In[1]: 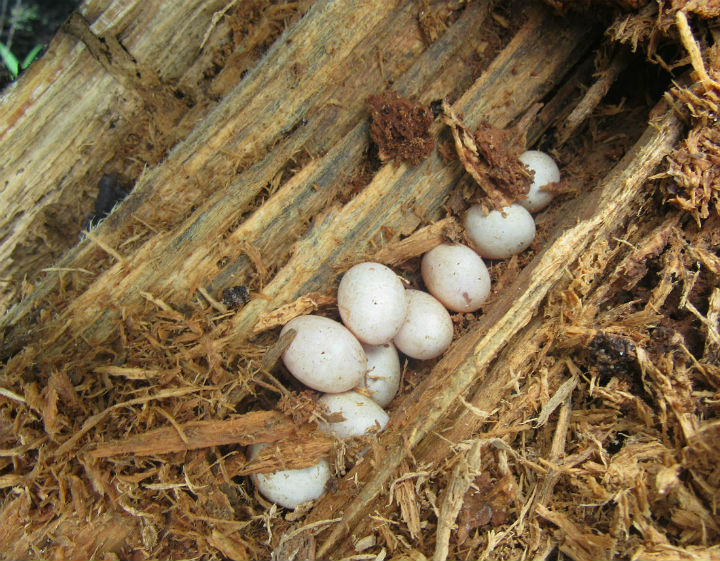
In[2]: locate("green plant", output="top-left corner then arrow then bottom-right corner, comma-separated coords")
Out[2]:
0,42 -> 42,77
0,0 -> 41,80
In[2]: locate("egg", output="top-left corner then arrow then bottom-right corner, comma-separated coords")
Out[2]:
421,243 -> 491,312
518,150 -> 560,212
337,262 -> 408,345
464,203 -> 536,259
281,315 -> 366,393
248,443 -> 330,509
318,391 -> 390,439
393,289 -> 454,360
361,342 -> 401,407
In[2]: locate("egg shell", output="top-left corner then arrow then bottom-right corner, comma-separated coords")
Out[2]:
421,243 -> 491,312
248,443 -> 330,509
361,342 -> 401,407
518,150 -> 560,212
393,289 -> 454,360
281,315 -> 366,393
318,391 -> 390,439
337,262 -> 408,345
464,203 -> 536,259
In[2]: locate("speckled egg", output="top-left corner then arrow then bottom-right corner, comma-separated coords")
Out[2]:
393,289 -> 454,360
421,243 -> 491,312
318,391 -> 390,439
464,203 -> 536,259
280,315 -> 366,393
337,262 -> 408,345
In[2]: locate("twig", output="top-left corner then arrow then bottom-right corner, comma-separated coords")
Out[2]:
557,49 -> 630,144
90,409 -> 293,458
0,386 -> 25,403
83,229 -> 125,263
200,0 -> 238,50
197,286 -> 228,313
533,393 -> 574,511
676,11 -> 712,90
433,440 -> 483,561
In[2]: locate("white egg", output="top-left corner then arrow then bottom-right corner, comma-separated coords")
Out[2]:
281,315 -> 366,393
318,391 -> 390,439
518,150 -> 560,212
248,443 -> 331,509
361,342 -> 401,407
421,243 -> 491,312
464,203 -> 536,259
337,262 -> 408,345
393,289 -> 454,360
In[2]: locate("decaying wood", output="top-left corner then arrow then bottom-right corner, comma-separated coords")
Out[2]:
63,13 -> 187,139
556,49 -> 631,144
90,410 -> 297,458
368,217 -> 460,267
433,440 -> 483,561
254,293 -> 335,334
442,101 -> 532,210
311,107 -> 683,559
536,504 -> 616,561
2,1 -> 717,559
224,4 -> 591,352
0,0 -> 494,357
0,0 -> 246,310
234,435 -> 334,476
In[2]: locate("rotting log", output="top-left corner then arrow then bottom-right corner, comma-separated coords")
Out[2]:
224,5 -> 594,344
0,0 -> 491,356
309,105 -> 684,559
0,0 -> 257,310
1,1 -> 710,559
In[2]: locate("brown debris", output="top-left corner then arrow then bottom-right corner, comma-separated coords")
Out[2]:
556,49 -> 631,144
90,410 -> 297,458
416,1 -> 465,45
367,92 -> 435,165
537,503 -> 617,561
652,10 -> 720,223
393,462 -> 422,541
434,440 -> 482,560
544,0 -> 649,12
370,217 -> 460,266
456,471 -> 516,544
672,0 -> 720,19
663,125 -> 720,223
442,101 -> 532,211
237,435 -> 333,475
253,292 -> 336,334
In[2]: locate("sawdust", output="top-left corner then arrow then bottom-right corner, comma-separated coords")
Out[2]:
367,92 -> 435,165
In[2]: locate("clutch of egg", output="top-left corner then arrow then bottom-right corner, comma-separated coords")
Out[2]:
252,151 -> 559,508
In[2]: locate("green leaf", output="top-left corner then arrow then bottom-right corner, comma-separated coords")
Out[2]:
0,44 -> 19,78
21,44 -> 44,69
